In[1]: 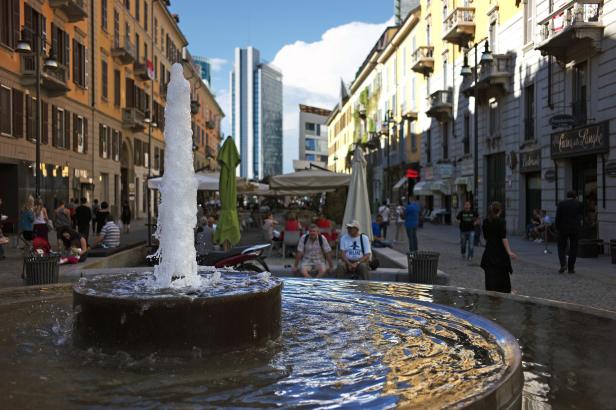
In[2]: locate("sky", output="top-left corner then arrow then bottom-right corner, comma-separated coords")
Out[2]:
169,0 -> 394,173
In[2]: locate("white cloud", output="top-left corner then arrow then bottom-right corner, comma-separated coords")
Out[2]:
272,18 -> 393,173
209,57 -> 228,72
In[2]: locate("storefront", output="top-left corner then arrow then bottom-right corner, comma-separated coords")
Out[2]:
551,121 -> 609,240
485,153 -> 506,213
519,149 -> 542,227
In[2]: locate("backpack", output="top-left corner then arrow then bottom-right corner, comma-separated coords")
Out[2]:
303,234 -> 327,258
358,233 -> 380,270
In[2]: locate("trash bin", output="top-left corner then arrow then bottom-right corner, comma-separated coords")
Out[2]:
23,254 -> 60,285
408,251 -> 440,284
611,240 -> 616,264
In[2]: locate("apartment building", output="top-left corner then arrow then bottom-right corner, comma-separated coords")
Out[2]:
0,0 -> 223,225
293,104 -> 330,171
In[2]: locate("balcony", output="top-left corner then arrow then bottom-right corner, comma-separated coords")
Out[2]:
411,46 -> 435,75
122,107 -> 146,130
133,61 -> 152,81
20,56 -> 69,96
49,0 -> 87,22
443,7 -> 476,47
536,0 -> 604,64
111,36 -> 135,65
426,89 -> 452,122
462,54 -> 513,100
190,100 -> 200,115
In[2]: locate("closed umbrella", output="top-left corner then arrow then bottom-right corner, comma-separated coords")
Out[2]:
342,146 -> 373,240
213,137 -> 241,249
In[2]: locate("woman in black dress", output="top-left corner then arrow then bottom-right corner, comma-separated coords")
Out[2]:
480,202 -> 517,293
121,201 -> 131,233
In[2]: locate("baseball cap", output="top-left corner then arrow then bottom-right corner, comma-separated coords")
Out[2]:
345,220 -> 360,229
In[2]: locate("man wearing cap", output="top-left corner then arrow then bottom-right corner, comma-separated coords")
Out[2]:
335,220 -> 371,280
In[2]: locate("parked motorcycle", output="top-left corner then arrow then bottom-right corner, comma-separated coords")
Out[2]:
146,244 -> 271,273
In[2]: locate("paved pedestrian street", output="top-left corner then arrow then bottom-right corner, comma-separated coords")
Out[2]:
388,223 -> 616,313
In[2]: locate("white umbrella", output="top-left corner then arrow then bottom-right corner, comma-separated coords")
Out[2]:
269,168 -> 350,190
342,146 -> 373,240
148,172 -> 218,190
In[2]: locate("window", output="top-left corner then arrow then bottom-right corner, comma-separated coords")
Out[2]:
52,106 -> 68,149
463,113 -> 470,154
135,33 -> 140,60
72,39 -> 86,87
442,122 -> 449,160
154,147 -> 160,169
113,10 -> 119,43
135,0 -> 140,21
114,69 -> 121,106
0,0 -> 19,48
305,154 -> 316,161
51,24 -> 70,68
112,130 -> 120,161
0,85 -> 12,136
305,122 -> 315,132
124,0 -> 130,11
425,129 -> 431,163
524,84 -> 535,140
144,3 -> 148,31
99,124 -> 110,159
489,22 -> 497,53
134,139 -> 142,166
144,142 -> 149,168
443,52 -> 448,89
101,0 -> 108,31
411,123 -> 417,153
305,138 -> 316,152
573,62 -> 587,125
101,60 -> 108,100
488,99 -> 499,136
73,114 -> 85,153
154,18 -> 158,44
524,0 -> 534,44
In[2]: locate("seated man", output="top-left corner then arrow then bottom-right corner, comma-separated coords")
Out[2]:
92,214 -> 121,249
371,214 -> 392,248
293,224 -> 334,278
335,220 -> 372,280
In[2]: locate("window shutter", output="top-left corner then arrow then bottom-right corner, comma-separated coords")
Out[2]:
84,46 -> 89,88
64,109 -> 70,149
64,32 -> 70,70
41,101 -> 48,144
12,0 -> 20,49
83,118 -> 88,153
99,124 -> 104,157
51,25 -> 58,60
72,39 -> 78,83
25,96 -> 32,140
12,90 -> 23,138
73,113 -> 78,151
107,128 -> 112,159
118,132 -> 122,162
51,105 -> 57,146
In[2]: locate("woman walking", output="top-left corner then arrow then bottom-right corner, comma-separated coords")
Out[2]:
33,198 -> 50,242
480,202 -> 517,293
121,201 -> 131,233
19,196 -> 35,241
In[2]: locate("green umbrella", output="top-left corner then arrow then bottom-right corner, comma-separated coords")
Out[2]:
214,137 -> 241,248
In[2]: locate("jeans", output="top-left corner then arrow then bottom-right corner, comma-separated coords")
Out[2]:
380,222 -> 389,240
406,226 -> 418,252
460,231 -> 475,258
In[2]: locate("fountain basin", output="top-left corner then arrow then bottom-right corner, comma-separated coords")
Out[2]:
73,272 -> 282,352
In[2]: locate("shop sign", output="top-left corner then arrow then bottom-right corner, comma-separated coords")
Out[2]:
519,149 -> 541,173
435,163 -> 454,178
551,121 -> 609,159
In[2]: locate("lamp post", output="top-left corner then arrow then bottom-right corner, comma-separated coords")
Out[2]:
460,40 -> 492,211
16,23 -> 58,199
382,109 -> 395,202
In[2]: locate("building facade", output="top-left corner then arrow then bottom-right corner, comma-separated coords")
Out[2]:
230,47 -> 283,179
293,104 -> 330,171
328,0 -> 615,240
0,0 -> 222,225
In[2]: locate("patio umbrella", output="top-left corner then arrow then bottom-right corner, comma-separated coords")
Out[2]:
342,146 -> 373,240
148,171 -> 259,193
213,137 -> 241,249
269,168 -> 350,190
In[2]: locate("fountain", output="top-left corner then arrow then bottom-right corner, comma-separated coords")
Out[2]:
15,64 -> 616,408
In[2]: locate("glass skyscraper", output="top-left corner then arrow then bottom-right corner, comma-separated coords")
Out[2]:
230,47 -> 283,179
193,55 -> 212,88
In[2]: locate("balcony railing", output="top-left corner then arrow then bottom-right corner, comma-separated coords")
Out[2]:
443,7 -> 476,47
536,0 -> 603,63
122,107 -> 146,130
49,0 -> 87,22
111,36 -> 135,65
462,54 -> 512,99
20,55 -> 69,96
133,61 -> 152,80
411,46 -> 435,75
426,89 -> 453,122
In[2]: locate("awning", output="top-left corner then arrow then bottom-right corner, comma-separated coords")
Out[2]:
455,176 -> 474,193
393,176 -> 408,190
413,181 -> 433,196
269,168 -> 350,190
431,180 -> 454,195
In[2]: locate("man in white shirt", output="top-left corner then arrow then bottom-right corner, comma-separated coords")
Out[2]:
293,224 -> 334,278
335,220 -> 372,280
378,200 -> 390,240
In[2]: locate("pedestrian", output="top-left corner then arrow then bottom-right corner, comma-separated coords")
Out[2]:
555,190 -> 583,274
480,202 -> 517,293
378,200 -> 390,240
95,201 -> 111,234
75,197 -> 92,242
395,201 -> 405,242
32,198 -> 50,242
405,197 -> 421,252
121,200 -> 132,233
58,226 -> 88,262
371,215 -> 392,248
293,224 -> 334,278
335,220 -> 371,280
91,199 -> 100,233
456,201 -> 479,261
19,196 -> 35,241
92,214 -> 121,249
54,201 -> 72,250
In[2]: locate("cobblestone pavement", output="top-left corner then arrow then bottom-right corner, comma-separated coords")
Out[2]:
386,222 -> 616,312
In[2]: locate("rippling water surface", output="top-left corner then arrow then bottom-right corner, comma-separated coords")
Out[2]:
0,279 -> 519,409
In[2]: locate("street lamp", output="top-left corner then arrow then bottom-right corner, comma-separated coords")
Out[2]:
381,109 -> 395,202
460,39 -> 492,211
16,26 -> 58,199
